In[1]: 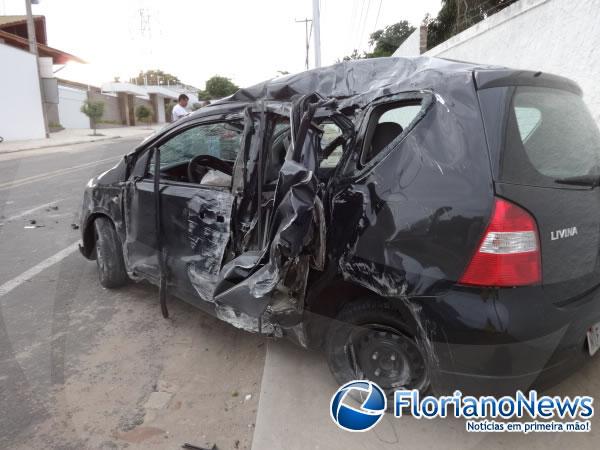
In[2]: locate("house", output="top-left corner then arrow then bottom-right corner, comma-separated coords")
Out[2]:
0,15 -> 84,141
1,14 -> 202,141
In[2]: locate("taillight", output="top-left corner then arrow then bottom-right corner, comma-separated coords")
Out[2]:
459,198 -> 541,287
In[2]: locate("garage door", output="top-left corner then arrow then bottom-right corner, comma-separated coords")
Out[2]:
58,86 -> 90,129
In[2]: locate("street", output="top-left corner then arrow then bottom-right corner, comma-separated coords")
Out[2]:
0,137 -> 266,450
3,137 -> 600,450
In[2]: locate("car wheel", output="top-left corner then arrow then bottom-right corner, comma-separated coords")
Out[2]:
94,217 -> 129,289
326,298 -> 430,400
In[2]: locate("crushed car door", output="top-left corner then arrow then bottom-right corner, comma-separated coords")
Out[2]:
204,96 -> 337,333
124,118 -> 245,306
123,148 -> 160,280
157,121 -> 243,304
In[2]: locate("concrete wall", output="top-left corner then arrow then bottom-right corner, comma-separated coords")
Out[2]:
415,0 -> 600,122
47,103 -> 60,128
153,95 -> 166,123
0,42 -> 46,141
394,26 -> 427,57
88,90 -> 121,126
58,85 -> 90,129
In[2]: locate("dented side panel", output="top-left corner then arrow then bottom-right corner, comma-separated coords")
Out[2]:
329,76 -> 493,298
184,188 -> 234,301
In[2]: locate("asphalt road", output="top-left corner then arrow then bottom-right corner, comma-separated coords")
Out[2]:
0,138 -> 266,450
4,137 -> 600,450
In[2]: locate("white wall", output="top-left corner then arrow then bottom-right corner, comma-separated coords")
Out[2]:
155,95 -> 166,123
0,43 -> 46,141
393,28 -> 421,58
422,0 -> 600,122
58,85 -> 90,129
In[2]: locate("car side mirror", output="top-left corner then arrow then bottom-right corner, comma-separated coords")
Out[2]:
130,148 -> 153,181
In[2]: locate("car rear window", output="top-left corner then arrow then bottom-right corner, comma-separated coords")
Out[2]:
485,86 -> 600,187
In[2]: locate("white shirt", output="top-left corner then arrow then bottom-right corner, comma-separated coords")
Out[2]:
172,104 -> 188,122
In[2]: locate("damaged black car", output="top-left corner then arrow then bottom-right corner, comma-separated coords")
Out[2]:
79,56 -> 600,399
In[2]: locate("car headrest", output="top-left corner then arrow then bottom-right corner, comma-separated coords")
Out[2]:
369,122 -> 403,160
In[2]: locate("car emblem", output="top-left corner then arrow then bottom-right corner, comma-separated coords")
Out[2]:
550,226 -> 578,241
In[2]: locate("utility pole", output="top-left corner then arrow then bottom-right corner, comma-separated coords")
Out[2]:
25,0 -> 49,137
312,0 -> 321,67
295,18 -> 312,70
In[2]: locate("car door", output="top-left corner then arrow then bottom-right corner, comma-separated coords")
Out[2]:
211,97 -> 332,326
326,93 -> 441,296
123,117 -> 245,304
125,97 -> 337,335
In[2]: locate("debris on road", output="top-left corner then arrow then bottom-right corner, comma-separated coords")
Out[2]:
24,219 -> 45,229
182,443 -> 217,450
70,223 -> 79,230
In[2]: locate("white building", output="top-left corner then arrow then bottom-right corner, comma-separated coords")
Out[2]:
0,15 -> 84,141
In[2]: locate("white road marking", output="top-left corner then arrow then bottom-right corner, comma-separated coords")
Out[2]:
0,156 -> 119,191
1,198 -> 66,223
0,242 -> 79,298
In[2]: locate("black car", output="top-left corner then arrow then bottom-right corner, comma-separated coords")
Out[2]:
79,57 -> 600,398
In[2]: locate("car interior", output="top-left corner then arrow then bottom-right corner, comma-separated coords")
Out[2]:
360,100 -> 423,165
152,100 -> 424,194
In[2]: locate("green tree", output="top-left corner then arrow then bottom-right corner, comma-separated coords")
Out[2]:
80,100 -> 104,136
338,20 -> 415,61
135,104 -> 153,124
198,75 -> 239,100
366,21 -> 416,58
338,49 -> 365,62
427,0 -> 518,49
131,69 -> 180,86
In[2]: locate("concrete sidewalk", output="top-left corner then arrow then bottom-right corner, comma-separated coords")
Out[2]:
252,340 -> 600,450
0,125 -> 163,154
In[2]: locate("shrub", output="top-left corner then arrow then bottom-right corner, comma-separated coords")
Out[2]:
135,104 -> 153,124
81,100 -> 105,135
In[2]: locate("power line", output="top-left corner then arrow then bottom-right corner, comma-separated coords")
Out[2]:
295,18 -> 313,70
346,0 -> 359,53
357,0 -> 372,49
373,0 -> 383,31
353,0 -> 367,50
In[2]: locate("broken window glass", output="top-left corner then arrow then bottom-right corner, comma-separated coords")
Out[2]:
156,122 -> 243,170
319,122 -> 344,169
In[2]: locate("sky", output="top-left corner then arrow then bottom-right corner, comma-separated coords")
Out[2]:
2,0 -> 441,89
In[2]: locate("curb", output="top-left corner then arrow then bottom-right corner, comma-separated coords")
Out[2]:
0,135 -> 124,155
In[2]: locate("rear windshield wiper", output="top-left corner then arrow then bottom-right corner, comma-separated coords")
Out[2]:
555,174 -> 600,187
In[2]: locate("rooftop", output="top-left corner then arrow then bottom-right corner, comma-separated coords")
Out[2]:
0,14 -> 84,64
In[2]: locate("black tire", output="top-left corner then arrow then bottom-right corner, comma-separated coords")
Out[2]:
94,217 -> 129,289
326,298 -> 430,400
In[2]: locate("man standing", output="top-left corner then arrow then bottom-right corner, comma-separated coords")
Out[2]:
171,94 -> 189,122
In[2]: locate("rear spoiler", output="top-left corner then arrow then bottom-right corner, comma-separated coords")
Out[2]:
474,69 -> 582,96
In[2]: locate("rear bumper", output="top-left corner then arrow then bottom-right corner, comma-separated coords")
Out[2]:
417,284 -> 600,396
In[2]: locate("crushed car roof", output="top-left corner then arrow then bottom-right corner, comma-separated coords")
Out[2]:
145,56 -> 500,150
210,56 -> 500,107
